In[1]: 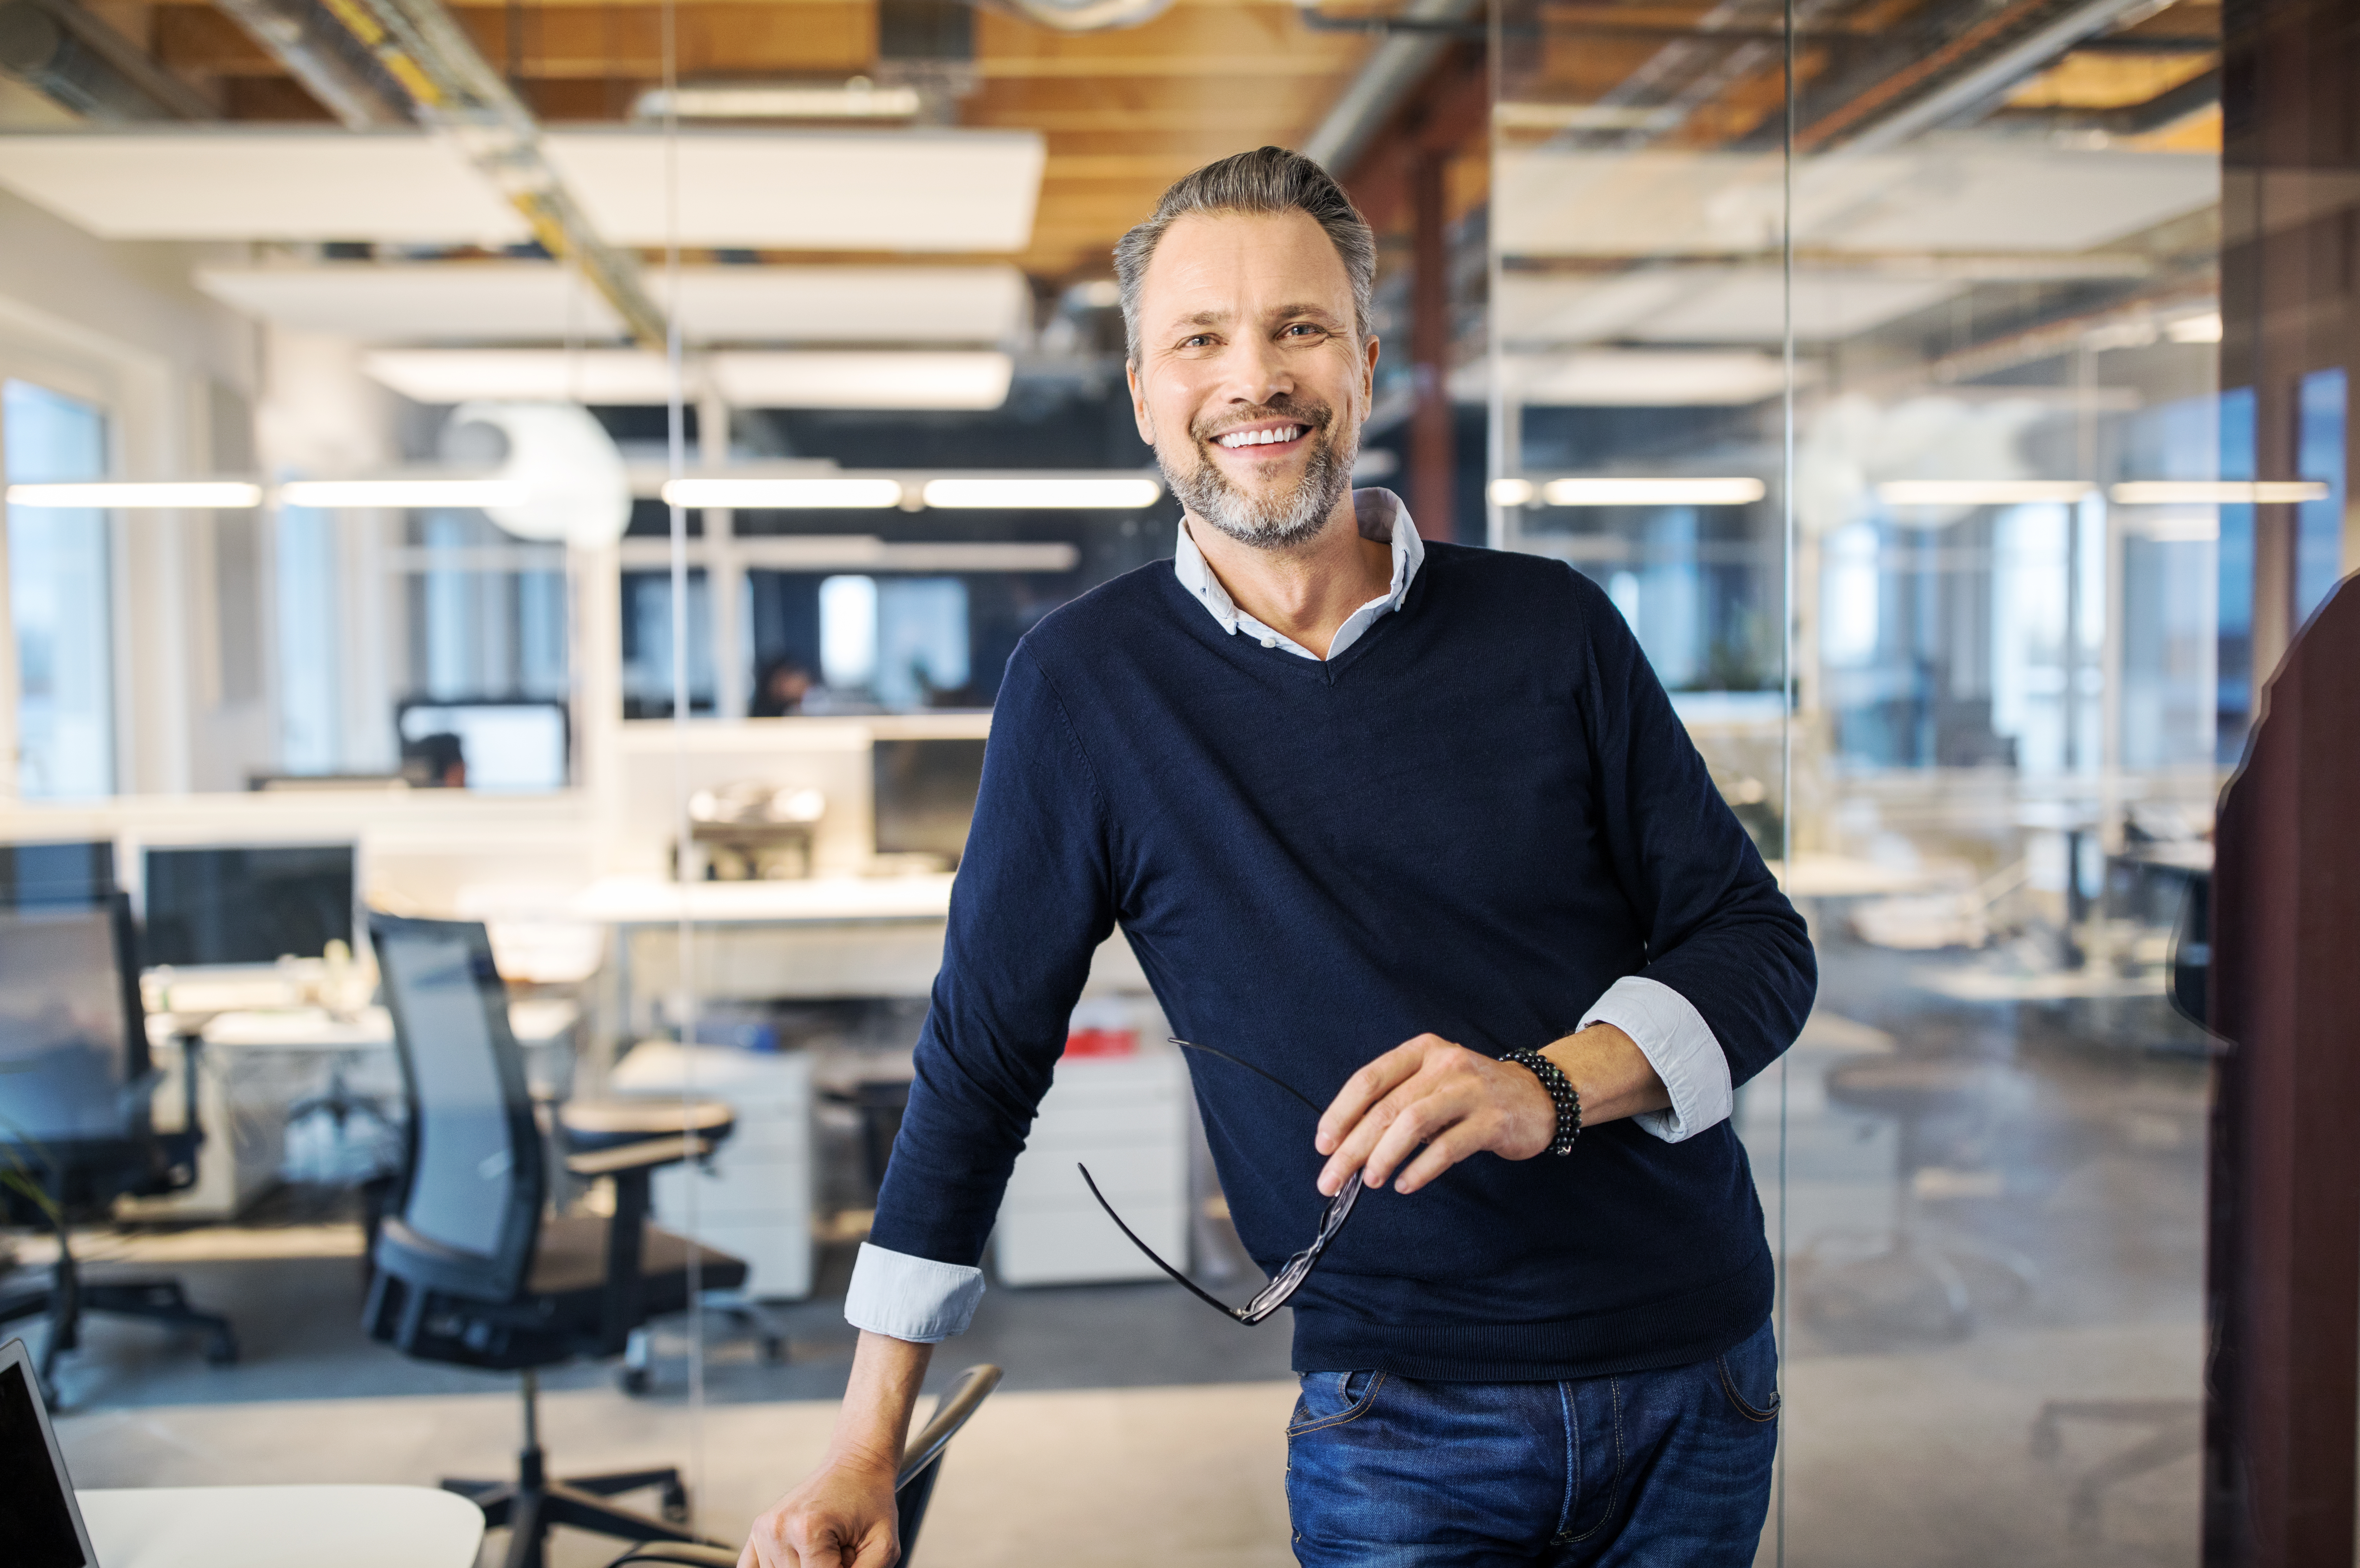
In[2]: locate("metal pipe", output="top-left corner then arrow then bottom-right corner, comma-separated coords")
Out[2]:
211,0 -> 411,129
313,0 -> 672,349
1300,0 -> 1480,176
0,0 -> 212,121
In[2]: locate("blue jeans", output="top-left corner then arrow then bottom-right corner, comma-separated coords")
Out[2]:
1285,1318 -> 1779,1566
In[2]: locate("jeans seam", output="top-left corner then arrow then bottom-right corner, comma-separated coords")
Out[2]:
1559,1378 -> 1627,1545
1285,1369 -> 1388,1436
1554,1379 -> 1578,1537
1717,1354 -> 1781,1423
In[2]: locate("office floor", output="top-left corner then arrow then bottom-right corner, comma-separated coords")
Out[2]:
30,930 -> 2209,1568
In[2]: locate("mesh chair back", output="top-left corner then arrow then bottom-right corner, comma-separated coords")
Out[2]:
371,913 -> 543,1299
0,893 -> 149,1149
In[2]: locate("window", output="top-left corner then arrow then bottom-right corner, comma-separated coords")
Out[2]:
1,380 -> 113,798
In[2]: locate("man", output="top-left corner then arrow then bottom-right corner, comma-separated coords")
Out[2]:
745,145 -> 1814,1566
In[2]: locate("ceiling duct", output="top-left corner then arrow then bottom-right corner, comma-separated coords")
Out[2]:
1301,0 -> 1482,176
211,0 -> 411,129
0,0 -> 212,121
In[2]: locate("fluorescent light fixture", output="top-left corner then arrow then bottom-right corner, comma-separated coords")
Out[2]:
634,81 -> 925,121
364,349 -> 682,405
712,351 -> 1013,411
2164,312 -> 2223,343
661,477 -> 905,509
1878,480 -> 2094,505
920,477 -> 1163,510
2111,480 -> 2329,504
1489,478 -> 1537,507
280,479 -> 526,508
1540,477 -> 1766,506
5,481 -> 262,509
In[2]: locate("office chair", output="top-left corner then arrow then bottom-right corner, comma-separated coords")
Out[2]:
0,893 -> 238,1399
607,1362 -> 1005,1568
361,913 -> 749,1568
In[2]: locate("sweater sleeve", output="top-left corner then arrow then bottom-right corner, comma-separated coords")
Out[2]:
1572,568 -> 1816,1089
866,640 -> 1120,1270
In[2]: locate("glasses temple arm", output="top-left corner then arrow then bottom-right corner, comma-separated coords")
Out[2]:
1166,1038 -> 1324,1116
1076,1162 -> 1249,1322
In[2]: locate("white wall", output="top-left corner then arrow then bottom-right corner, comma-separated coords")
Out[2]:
0,186 -> 269,795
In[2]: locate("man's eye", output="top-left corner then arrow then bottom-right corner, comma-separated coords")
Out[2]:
1180,334 -> 1215,349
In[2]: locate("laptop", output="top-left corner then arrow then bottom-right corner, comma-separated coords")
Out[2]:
0,1338 -> 98,1568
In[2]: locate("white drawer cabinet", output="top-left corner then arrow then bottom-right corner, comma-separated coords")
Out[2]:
994,1043 -> 1188,1287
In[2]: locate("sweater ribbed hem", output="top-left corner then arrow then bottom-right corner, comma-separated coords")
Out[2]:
1288,1246 -> 1774,1383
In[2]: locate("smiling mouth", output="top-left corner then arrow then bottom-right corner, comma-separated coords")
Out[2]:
1214,423 -> 1309,451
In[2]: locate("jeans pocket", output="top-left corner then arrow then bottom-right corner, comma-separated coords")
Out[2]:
1286,1368 -> 1387,1436
1716,1324 -> 1781,1424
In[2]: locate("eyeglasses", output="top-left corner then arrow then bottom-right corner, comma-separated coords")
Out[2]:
1077,1038 -> 1362,1326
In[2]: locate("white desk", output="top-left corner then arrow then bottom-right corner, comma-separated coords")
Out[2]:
79,1485 -> 483,1568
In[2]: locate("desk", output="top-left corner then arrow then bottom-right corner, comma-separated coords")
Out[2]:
124,1002 -> 580,1218
79,1484 -> 483,1568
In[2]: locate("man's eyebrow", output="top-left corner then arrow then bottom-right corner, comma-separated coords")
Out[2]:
1269,303 -> 1345,325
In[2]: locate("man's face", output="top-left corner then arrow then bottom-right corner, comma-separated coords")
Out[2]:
1127,210 -> 1379,551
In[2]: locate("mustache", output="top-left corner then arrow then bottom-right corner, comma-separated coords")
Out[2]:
1190,398 -> 1333,445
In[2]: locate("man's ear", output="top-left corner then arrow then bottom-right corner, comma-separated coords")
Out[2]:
1126,359 -> 1156,445
1362,333 -> 1380,406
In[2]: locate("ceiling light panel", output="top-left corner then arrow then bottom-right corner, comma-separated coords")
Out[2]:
1491,351 -> 1792,407
5,482 -> 262,508
2111,480 -> 2329,504
194,263 -> 1030,348
920,477 -> 1163,510
0,132 -> 529,243
712,352 -> 1013,410
1497,148 -> 2217,259
197,264 -> 630,344
362,350 -> 686,405
542,129 -> 1047,252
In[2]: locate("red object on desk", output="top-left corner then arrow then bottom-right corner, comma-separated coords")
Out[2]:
1063,1027 -> 1137,1059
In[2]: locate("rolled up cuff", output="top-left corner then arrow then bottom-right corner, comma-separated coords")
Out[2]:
843,1241 -> 986,1344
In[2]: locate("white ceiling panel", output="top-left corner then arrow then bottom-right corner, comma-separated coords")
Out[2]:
1461,350 -> 1793,407
711,351 -> 1012,409
193,262 -> 1031,345
197,263 -> 628,341
1499,269 -> 1958,347
0,132 -> 528,244
1636,273 -> 1960,343
363,349 -> 684,405
1498,146 -> 2216,259
659,265 -> 1031,344
542,129 -> 1046,252
361,347 -> 1014,408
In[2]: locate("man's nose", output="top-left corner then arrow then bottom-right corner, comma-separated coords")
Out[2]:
1215,335 -> 1293,406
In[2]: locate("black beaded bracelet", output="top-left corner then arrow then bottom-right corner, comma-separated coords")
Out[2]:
1500,1049 -> 1582,1156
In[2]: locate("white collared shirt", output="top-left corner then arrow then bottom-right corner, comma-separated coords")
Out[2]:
1171,486 -> 1424,661
842,489 -> 1734,1344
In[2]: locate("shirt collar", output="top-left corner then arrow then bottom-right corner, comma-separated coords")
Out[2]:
1171,488 -> 1424,656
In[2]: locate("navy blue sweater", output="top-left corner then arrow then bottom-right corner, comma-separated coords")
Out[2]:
872,541 -> 1816,1381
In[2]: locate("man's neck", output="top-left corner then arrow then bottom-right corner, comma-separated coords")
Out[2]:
1185,496 -> 1393,660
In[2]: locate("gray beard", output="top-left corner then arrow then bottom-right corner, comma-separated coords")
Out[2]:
1162,424 -> 1355,552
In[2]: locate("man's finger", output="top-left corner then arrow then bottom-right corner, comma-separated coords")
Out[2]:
1359,1085 -> 1470,1191
847,1528 -> 900,1568
1316,1041 -> 1424,1156
1393,1123 -> 1484,1194
1318,1067 -> 1426,1194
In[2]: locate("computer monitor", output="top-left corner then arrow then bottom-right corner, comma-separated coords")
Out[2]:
0,897 -> 146,1146
396,700 -> 569,792
139,843 -> 356,968
0,840 -> 114,909
0,1340 -> 96,1568
872,737 -> 987,868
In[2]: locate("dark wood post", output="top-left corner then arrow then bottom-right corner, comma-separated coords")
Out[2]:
1409,145 -> 1453,543
2205,579 -> 2360,1564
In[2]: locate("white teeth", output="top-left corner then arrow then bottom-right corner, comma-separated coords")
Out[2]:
1219,425 -> 1303,449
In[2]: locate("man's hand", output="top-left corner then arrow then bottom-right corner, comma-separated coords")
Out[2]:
742,1330 -> 932,1568
1315,1025 -> 1669,1196
739,1451 -> 900,1568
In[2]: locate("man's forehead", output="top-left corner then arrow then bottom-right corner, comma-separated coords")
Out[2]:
1141,210 -> 1353,318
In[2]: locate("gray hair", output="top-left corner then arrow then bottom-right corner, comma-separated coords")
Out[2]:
1113,146 -> 1377,366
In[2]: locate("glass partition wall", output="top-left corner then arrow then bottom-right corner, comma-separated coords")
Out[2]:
1493,1 -> 2225,1560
